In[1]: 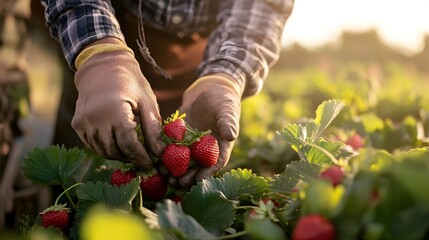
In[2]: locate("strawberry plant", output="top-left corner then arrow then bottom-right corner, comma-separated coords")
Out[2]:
13,100 -> 429,239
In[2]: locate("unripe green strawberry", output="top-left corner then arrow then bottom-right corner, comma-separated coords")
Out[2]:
163,111 -> 187,141
292,214 -> 335,240
140,170 -> 167,201
40,205 -> 70,230
191,134 -> 219,167
162,144 -> 191,177
110,169 -> 137,186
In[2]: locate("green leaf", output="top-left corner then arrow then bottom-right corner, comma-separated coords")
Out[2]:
212,169 -> 271,200
390,163 -> 429,209
271,160 -> 321,194
302,180 -> 344,217
156,200 -> 215,240
391,205 -> 429,240
76,179 -> 140,211
245,218 -> 287,240
276,124 -> 305,150
348,148 -> 395,174
22,145 -> 87,186
311,99 -> 345,141
182,185 -> 236,235
303,139 -> 344,164
334,171 -> 376,219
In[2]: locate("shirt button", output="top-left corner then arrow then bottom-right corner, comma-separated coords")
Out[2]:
171,13 -> 184,24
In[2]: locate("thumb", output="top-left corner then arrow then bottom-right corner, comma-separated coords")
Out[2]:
138,101 -> 165,156
217,107 -> 240,142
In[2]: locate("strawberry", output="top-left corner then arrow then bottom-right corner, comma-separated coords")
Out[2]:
139,169 -> 168,201
40,204 -> 70,230
162,144 -> 191,177
292,214 -> 335,240
191,134 -> 219,167
320,165 -> 345,187
170,194 -> 184,204
163,111 -> 187,141
346,133 -> 364,150
110,168 -> 137,186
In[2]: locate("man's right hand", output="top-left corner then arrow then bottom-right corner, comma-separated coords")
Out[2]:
71,39 -> 164,169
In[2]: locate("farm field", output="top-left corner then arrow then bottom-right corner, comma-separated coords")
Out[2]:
3,31 -> 429,239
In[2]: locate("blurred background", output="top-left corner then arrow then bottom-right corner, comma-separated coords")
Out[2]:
1,0 -> 429,233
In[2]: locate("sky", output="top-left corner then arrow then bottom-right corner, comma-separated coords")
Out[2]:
281,0 -> 429,55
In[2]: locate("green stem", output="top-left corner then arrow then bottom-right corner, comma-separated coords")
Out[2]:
235,206 -> 259,210
139,188 -> 144,209
56,182 -> 84,209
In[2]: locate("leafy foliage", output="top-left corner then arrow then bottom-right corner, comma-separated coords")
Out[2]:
76,179 -> 140,212
16,99 -> 429,240
22,145 -> 87,186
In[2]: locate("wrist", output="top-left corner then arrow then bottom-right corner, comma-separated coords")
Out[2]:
75,40 -> 134,70
187,74 -> 243,97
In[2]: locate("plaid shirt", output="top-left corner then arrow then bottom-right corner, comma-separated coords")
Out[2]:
41,0 -> 293,97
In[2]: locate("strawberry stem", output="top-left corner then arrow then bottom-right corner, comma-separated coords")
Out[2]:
56,182 -> 84,209
235,206 -> 259,210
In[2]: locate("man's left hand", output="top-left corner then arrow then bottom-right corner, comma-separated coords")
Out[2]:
173,74 -> 242,187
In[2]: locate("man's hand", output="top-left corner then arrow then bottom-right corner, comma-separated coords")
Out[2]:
175,74 -> 242,187
71,40 -> 164,170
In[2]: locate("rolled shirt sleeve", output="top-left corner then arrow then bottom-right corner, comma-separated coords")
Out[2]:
41,0 -> 125,71
198,0 -> 294,98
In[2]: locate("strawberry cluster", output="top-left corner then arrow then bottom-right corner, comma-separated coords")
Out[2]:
161,111 -> 220,177
109,110 -> 219,203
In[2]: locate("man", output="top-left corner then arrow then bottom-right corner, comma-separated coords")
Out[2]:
34,0 -> 294,187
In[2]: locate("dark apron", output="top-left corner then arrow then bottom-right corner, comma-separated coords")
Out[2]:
30,2 -> 207,148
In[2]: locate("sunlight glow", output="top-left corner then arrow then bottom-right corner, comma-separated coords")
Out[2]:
282,0 -> 429,54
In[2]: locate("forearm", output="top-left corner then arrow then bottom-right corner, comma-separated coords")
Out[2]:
199,0 -> 294,98
40,0 -> 125,71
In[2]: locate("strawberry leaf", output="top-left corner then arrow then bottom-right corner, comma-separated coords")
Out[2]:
390,162 -> 429,208
245,218 -> 286,240
76,179 -> 140,211
271,160 -> 321,194
303,139 -> 345,164
301,180 -> 345,217
277,123 -> 307,151
215,168 -> 271,200
156,200 -> 215,239
310,99 -> 345,141
22,145 -> 87,186
182,185 -> 236,235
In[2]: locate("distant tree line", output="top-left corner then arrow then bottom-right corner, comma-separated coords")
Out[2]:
275,29 -> 429,73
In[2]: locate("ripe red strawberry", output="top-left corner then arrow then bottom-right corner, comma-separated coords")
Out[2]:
140,170 -> 168,201
40,205 -> 70,230
162,144 -> 191,177
292,214 -> 335,240
170,194 -> 183,204
320,165 -> 345,187
191,134 -> 219,167
110,169 -> 137,186
346,133 -> 364,150
164,118 -> 186,141
163,111 -> 187,141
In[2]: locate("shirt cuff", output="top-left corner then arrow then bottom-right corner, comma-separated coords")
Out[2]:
46,3 -> 125,71
199,59 -> 264,98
